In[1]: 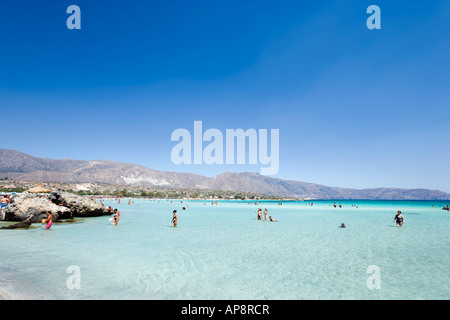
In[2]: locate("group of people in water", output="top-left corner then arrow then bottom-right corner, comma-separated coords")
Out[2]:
103,202 -> 410,229
36,202 -> 409,232
256,208 -> 277,222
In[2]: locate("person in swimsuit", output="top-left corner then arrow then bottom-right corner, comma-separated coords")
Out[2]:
43,211 -> 53,229
256,208 -> 262,220
172,210 -> 178,227
269,216 -> 277,222
394,211 -> 405,226
264,208 -> 268,221
1,197 -> 8,208
112,209 -> 120,225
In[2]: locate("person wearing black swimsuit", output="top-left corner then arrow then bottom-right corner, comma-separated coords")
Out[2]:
394,211 -> 405,227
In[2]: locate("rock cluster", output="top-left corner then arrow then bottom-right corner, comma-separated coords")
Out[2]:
47,191 -> 110,218
0,191 -> 109,229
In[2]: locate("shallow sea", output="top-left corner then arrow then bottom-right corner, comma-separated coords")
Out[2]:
0,199 -> 449,299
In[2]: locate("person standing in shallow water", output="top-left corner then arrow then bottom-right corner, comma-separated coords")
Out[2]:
256,208 -> 262,220
112,209 -> 120,225
264,208 -> 268,221
172,210 -> 178,227
394,211 -> 405,227
43,211 -> 53,229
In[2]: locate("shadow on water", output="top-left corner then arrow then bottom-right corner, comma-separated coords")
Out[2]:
1,218 -> 85,230
54,218 -> 85,224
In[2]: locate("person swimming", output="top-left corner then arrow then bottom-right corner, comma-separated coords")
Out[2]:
340,223 -> 346,228
394,211 -> 405,226
269,216 -> 277,222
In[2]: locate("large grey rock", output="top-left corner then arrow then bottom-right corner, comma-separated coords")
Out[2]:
0,213 -> 37,229
0,192 -> 68,222
47,191 -> 109,218
0,191 -> 109,228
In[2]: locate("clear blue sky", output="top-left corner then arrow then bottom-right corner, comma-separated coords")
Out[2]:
0,0 -> 449,192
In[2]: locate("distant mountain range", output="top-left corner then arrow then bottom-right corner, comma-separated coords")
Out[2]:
1,149 -> 449,200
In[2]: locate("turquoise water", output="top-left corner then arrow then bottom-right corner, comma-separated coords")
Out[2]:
0,199 -> 449,299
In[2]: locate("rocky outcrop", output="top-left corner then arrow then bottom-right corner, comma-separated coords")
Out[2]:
47,191 -> 109,218
0,213 -> 38,229
0,192 -> 68,223
0,191 -> 109,229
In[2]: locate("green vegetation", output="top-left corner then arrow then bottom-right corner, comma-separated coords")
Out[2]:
0,187 -> 26,193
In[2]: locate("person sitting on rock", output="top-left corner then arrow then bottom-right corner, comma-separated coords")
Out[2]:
58,201 -> 71,208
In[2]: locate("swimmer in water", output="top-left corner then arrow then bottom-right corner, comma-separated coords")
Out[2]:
269,216 -> 277,222
264,208 -> 268,221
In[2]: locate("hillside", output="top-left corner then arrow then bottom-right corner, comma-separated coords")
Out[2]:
1,149 -> 449,200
